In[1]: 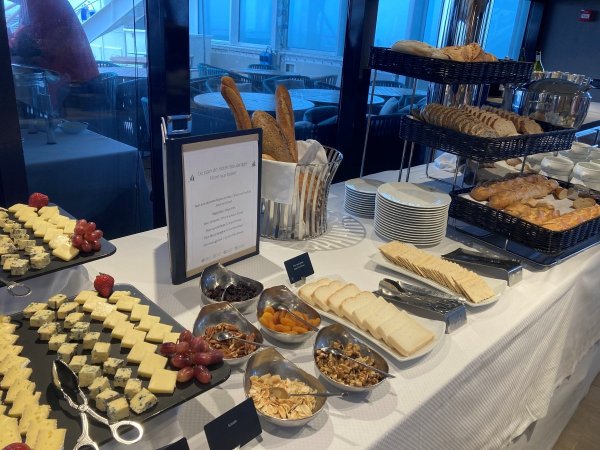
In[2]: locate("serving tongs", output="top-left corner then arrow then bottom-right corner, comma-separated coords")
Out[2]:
441,248 -> 522,286
52,359 -> 143,449
374,279 -> 467,334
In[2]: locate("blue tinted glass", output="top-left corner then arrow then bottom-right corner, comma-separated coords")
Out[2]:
375,0 -> 410,46
199,0 -> 230,40
288,0 -> 341,52
486,0 -> 525,59
239,0 -> 272,45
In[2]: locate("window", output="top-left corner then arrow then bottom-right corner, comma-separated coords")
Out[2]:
199,0 -> 230,40
485,0 -> 529,60
239,0 -> 272,45
374,0 -> 411,47
287,0 -> 344,53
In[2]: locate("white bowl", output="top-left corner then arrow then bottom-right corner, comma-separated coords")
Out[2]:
541,156 -> 574,174
58,121 -> 88,134
573,162 -> 600,182
570,141 -> 592,155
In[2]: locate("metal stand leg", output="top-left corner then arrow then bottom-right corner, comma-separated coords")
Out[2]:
360,70 -> 379,177
398,141 -> 409,181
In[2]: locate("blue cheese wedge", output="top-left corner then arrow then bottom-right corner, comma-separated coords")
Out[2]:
57,301 -> 79,320
64,312 -> 85,329
29,309 -> 56,327
57,343 -> 78,363
148,368 -> 177,394
91,342 -> 111,363
103,357 -> 124,375
115,295 -> 141,312
48,333 -> 68,351
145,323 -> 173,343
0,253 -> 18,265
95,389 -> 120,412
126,341 -> 157,364
68,355 -> 88,374
111,320 -> 135,340
114,367 -> 132,388
138,353 -> 168,378
135,315 -> 160,332
129,304 -> 150,322
38,322 -> 61,341
107,396 -> 130,421
78,364 -> 102,387
124,378 -> 143,399
121,329 -> 147,349
102,310 -> 128,329
130,388 -> 158,415
47,293 -> 68,310
30,252 -> 51,270
69,321 -> 90,340
88,376 -> 111,399
82,331 -> 101,349
23,302 -> 48,318
108,290 -> 132,304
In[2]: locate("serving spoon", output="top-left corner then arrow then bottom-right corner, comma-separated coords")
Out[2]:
214,331 -> 272,348
269,387 -> 346,399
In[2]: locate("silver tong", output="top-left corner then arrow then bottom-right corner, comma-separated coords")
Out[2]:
442,248 -> 522,286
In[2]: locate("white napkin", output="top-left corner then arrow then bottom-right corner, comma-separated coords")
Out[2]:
261,140 -> 328,205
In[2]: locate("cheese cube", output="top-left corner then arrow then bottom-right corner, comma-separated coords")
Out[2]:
130,388 -> 158,415
95,389 -> 120,412
52,243 -> 79,261
103,357 -> 124,375
145,323 -> 173,343
162,332 -> 180,344
34,428 -> 66,450
114,367 -> 132,388
136,315 -> 160,332
0,366 -> 32,389
108,290 -> 131,304
82,296 -> 107,312
103,310 -> 128,329
19,403 -> 51,435
111,320 -> 134,340
74,290 -> 99,305
63,312 -> 85,329
57,342 -> 78,363
121,329 -> 147,349
115,295 -> 141,312
127,341 -> 157,364
88,376 -> 111,399
138,353 -> 167,378
23,302 -> 48,318
56,301 -> 78,320
38,321 -> 61,340
69,355 -> 88,373
25,419 -> 58,448
82,331 -> 101,350
29,309 -> 56,327
91,342 -> 111,364
6,378 -> 35,403
148,368 -> 177,394
107,397 -> 130,421
124,378 -> 143,399
91,303 -> 116,321
69,321 -> 90,340
47,293 -> 68,310
130,304 -> 150,322
9,390 -> 40,417
10,258 -> 29,276
78,364 -> 102,387
48,333 -> 68,351
0,416 -> 20,446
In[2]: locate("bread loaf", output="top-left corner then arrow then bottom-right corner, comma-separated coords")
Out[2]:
487,180 -> 558,210
275,85 -> 297,162
391,40 -> 434,57
220,76 -> 251,130
251,111 -> 295,162
542,205 -> 600,231
470,174 -> 547,201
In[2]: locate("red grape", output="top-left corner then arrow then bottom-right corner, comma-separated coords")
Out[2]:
77,219 -> 88,227
80,240 -> 92,253
170,354 -> 192,369
191,350 -> 223,366
71,234 -> 83,247
190,336 -> 209,353
2,444 -> 32,450
193,365 -> 212,384
160,342 -> 177,356
86,222 -> 97,232
176,366 -> 194,383
175,341 -> 190,355
179,330 -> 193,343
91,230 -> 103,240
91,240 -> 102,251
74,224 -> 87,235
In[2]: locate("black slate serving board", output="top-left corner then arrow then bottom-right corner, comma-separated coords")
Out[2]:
0,204 -> 116,287
9,284 -> 231,449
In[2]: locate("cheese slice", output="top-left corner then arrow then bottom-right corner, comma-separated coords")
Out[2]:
9,390 -> 41,417
1,365 -> 32,389
121,329 -> 147,349
0,354 -> 29,375
115,295 -> 141,312
298,278 -> 332,304
326,283 -> 360,315
312,281 -> 345,311
127,341 -> 158,364
148,368 -> 177,394
6,377 -> 35,403
0,416 -> 20,448
111,320 -> 135,340
34,427 -> 67,450
82,295 -> 107,312
145,323 -> 173,343
130,304 -> 150,322
138,352 -> 168,378
26,419 -> 58,448
162,331 -> 180,344
136,315 -> 161,332
103,310 -> 128,329
19,403 -> 51,435
52,243 -> 80,261
74,290 -> 100,305
90,302 -> 117,321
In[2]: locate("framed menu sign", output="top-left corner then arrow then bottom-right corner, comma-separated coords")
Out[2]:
162,127 -> 262,284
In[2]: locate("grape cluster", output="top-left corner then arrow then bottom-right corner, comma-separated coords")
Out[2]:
71,219 -> 103,253
160,330 -> 224,384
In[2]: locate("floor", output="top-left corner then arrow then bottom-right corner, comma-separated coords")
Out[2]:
552,372 -> 600,450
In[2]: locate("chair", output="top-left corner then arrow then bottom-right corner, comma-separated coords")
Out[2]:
370,80 -> 401,87
312,74 -> 338,86
295,121 -> 317,141
314,81 -> 340,90
248,63 -> 275,70
263,75 -> 313,93
197,63 -> 229,78
191,110 -> 235,135
302,106 -> 339,148
96,61 -> 119,68
115,78 -> 149,150
303,106 -> 339,124
205,76 -> 252,93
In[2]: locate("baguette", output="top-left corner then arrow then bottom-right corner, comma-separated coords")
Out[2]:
542,205 -> 600,231
470,174 -> 547,201
391,40 -> 434,57
487,180 -> 558,210
251,111 -> 295,162
220,77 -> 252,130
275,85 -> 298,162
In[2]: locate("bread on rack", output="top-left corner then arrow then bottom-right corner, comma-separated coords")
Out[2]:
541,205 -> 600,231
391,40 -> 435,57
504,202 -> 560,225
481,105 -> 543,134
470,174 -> 547,201
421,104 -> 499,138
391,40 -> 497,62
487,179 -> 558,210
220,76 -> 252,130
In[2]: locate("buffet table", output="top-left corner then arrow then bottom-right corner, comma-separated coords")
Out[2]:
2,166 -> 599,450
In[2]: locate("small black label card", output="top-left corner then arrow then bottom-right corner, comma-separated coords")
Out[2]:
284,252 -> 314,284
205,398 -> 262,450
159,438 -> 190,450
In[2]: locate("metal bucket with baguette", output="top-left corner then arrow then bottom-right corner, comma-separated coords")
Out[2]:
220,77 -> 343,239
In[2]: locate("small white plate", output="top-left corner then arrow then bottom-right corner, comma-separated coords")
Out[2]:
345,178 -> 385,194
377,183 -> 451,208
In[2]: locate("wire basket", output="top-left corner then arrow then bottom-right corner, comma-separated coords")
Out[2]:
369,47 -> 533,85
399,115 -> 576,162
260,147 -> 343,240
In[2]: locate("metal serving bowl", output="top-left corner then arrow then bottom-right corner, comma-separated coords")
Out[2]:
256,285 -> 321,344
313,324 -> 389,393
244,348 -> 327,427
199,263 -> 263,314
193,302 -> 264,367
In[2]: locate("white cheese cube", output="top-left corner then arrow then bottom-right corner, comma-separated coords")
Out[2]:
82,331 -> 101,350
23,302 -> 48,318
38,322 -> 61,341
69,355 -> 88,374
64,312 -> 85,329
57,343 -> 78,363
69,321 -> 90,340
29,309 -> 56,328
47,293 -> 68,310
56,301 -> 79,320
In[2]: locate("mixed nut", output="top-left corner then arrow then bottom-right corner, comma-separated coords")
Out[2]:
202,322 -> 257,359
315,340 -> 383,387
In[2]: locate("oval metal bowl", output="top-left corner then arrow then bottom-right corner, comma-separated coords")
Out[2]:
199,263 -> 264,314
244,348 -> 327,427
313,324 -> 390,392
256,285 -> 321,344
193,302 -> 264,367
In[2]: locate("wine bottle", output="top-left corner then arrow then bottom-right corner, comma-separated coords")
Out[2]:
533,51 -> 544,72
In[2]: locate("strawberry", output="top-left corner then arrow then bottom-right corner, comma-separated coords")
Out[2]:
94,273 -> 115,298
28,192 -> 49,209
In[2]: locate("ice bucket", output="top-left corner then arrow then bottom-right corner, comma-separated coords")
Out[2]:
260,147 -> 342,240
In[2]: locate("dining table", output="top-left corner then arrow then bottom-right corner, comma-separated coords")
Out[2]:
193,92 -> 315,121
290,88 -> 385,106
370,86 -> 427,99
2,163 -> 597,450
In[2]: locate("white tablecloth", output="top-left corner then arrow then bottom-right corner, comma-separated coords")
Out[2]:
3,166 -> 599,450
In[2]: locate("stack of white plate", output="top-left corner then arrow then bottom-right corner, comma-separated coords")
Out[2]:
374,182 -> 451,246
344,178 -> 384,218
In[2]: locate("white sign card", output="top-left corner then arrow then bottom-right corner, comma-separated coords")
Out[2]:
181,134 -> 259,277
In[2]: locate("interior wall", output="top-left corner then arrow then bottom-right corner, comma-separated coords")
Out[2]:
538,0 -> 600,100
